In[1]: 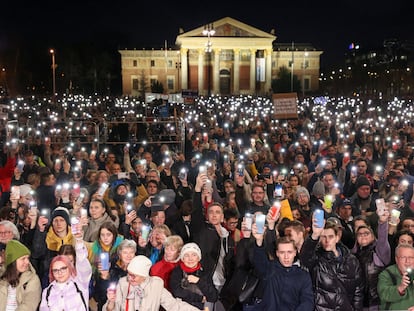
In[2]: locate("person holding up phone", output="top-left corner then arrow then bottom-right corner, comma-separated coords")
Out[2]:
352,207 -> 391,310
300,217 -> 364,310
251,216 -> 314,311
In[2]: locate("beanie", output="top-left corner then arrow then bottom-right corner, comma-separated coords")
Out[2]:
127,255 -> 152,277
51,207 -> 71,225
356,176 -> 371,189
296,186 -> 310,199
180,242 -> 202,261
5,240 -> 31,267
312,180 -> 325,197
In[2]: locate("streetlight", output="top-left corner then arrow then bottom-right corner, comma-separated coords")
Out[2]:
203,23 -> 215,97
175,51 -> 181,92
50,49 -> 56,101
302,51 -> 309,98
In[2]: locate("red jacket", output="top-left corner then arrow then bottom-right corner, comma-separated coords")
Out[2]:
0,156 -> 17,193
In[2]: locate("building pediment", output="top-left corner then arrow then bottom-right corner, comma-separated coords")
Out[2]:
176,17 -> 276,46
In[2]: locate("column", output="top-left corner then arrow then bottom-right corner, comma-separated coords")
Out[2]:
180,49 -> 188,90
198,49 -> 204,94
213,48 -> 220,94
265,49 -> 272,93
233,49 -> 240,95
250,49 -> 256,94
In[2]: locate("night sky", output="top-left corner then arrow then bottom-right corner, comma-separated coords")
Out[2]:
0,0 -> 411,77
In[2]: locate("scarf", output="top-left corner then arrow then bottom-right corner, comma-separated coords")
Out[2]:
46,226 -> 74,252
180,261 -> 202,273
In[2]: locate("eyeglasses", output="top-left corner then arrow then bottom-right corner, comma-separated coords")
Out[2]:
252,192 -> 264,195
357,231 -> 371,237
403,224 -> 414,228
0,231 -> 12,235
52,266 -> 68,274
398,256 -> 414,261
227,221 -> 238,226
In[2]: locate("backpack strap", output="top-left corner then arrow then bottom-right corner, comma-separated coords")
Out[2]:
383,268 -> 397,311
73,281 -> 88,311
46,282 -> 87,311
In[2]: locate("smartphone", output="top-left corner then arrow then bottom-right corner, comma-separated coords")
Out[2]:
255,214 -> 266,234
269,201 -> 281,219
390,209 -> 401,226
274,183 -> 283,198
178,168 -> 187,180
17,160 -> 25,172
71,217 -> 80,235
237,164 -> 244,176
244,213 -> 253,231
100,252 -> 110,270
10,186 -> 20,200
324,195 -> 333,211
375,198 -> 386,216
40,208 -> 51,220
141,225 -> 150,240
118,172 -> 129,179
97,183 -> 109,196
314,209 -> 325,228
407,267 -> 414,283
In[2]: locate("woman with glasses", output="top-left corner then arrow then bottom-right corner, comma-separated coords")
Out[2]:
352,208 -> 391,311
39,222 -> 92,311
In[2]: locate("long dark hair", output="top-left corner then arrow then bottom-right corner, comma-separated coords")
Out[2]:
1,261 -> 21,287
98,221 -> 119,247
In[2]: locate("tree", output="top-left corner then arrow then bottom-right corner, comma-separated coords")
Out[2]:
151,80 -> 164,94
271,66 -> 301,93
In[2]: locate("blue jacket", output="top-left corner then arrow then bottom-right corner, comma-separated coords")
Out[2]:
253,244 -> 314,311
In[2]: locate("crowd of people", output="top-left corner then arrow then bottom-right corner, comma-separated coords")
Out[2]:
1,94 -> 414,310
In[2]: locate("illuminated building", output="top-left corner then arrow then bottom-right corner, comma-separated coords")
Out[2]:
119,17 -> 323,97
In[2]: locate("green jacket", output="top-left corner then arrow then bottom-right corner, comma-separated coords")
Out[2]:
378,264 -> 414,310
0,263 -> 42,311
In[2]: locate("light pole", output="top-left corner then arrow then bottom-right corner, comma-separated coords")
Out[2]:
203,23 -> 215,97
175,51 -> 181,92
302,51 -> 309,98
50,49 -> 56,101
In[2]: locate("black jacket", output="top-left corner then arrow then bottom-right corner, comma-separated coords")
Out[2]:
300,237 -> 364,311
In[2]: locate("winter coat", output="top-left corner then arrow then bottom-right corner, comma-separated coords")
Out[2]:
191,191 -> 235,283
378,264 -> 414,310
0,156 -> 16,194
39,240 -> 92,310
253,244 -> 314,311
300,237 -> 364,311
169,263 -> 218,309
353,221 -> 390,308
0,263 -> 42,311
102,275 -> 199,311
150,257 -> 179,290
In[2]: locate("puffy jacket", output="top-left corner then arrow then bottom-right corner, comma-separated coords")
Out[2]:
300,237 -> 364,311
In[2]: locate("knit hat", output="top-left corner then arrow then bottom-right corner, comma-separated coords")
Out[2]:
180,242 -> 202,261
127,255 -> 152,277
296,186 -> 310,199
312,180 -> 325,197
5,240 -> 31,267
51,207 -> 71,225
356,175 -> 371,189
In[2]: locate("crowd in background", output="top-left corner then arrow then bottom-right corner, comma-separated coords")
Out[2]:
1,94 -> 414,310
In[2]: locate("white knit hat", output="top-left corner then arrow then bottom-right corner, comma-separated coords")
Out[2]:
180,242 -> 202,261
127,255 -> 152,277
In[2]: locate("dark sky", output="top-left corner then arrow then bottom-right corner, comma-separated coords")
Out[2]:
0,0 -> 411,69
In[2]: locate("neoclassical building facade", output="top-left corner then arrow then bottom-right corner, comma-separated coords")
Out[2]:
119,17 -> 323,97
